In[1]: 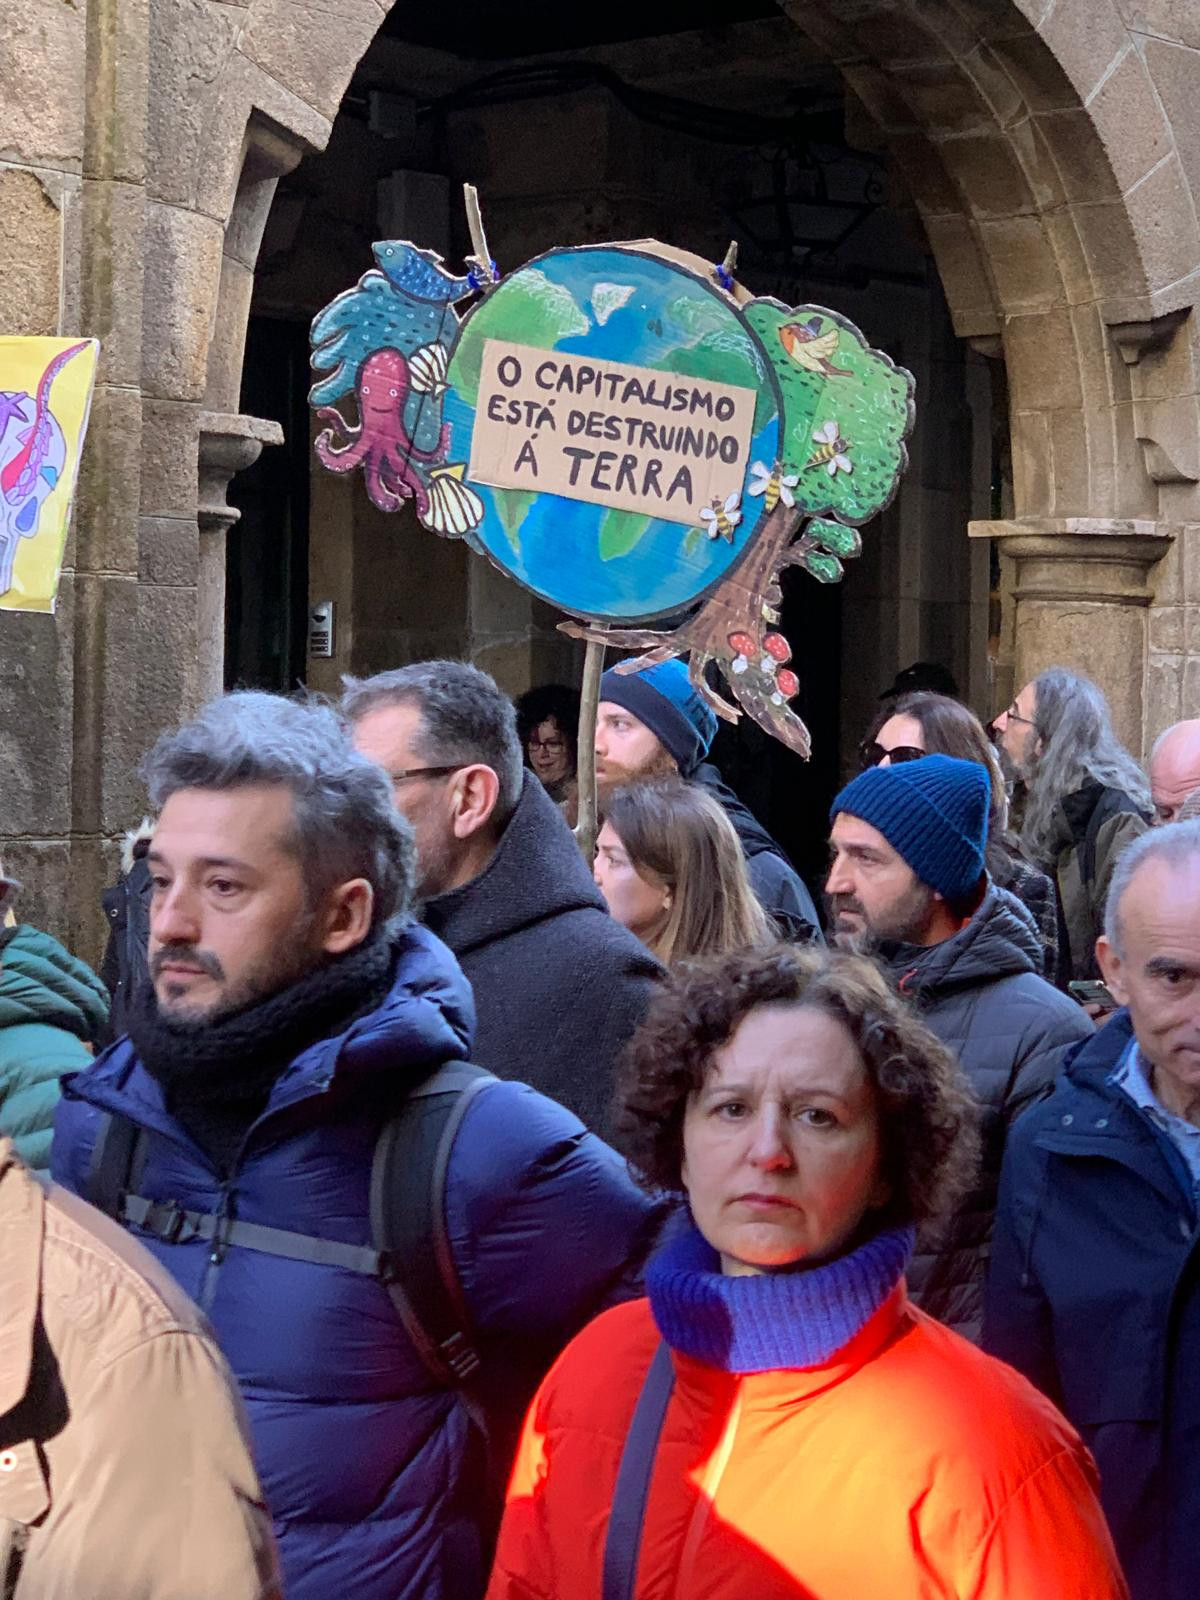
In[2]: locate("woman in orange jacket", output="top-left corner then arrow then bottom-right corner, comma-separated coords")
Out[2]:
487,945 -> 1128,1600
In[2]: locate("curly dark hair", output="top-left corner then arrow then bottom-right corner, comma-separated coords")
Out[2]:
615,943 -> 979,1233
514,684 -> 581,771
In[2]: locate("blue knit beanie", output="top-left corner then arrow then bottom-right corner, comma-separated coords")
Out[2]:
598,659 -> 718,776
830,754 -> 988,902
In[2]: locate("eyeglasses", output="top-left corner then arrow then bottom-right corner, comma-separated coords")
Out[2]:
528,738 -> 566,755
859,741 -> 925,769
1000,703 -> 1036,727
385,765 -> 464,785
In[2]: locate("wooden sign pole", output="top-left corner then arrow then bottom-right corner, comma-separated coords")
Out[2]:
574,637 -> 606,861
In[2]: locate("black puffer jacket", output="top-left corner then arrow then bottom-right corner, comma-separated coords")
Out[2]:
880,885 -> 1092,1341
423,772 -> 662,1137
691,763 -> 821,943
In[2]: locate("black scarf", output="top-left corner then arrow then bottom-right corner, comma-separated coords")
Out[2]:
129,930 -> 396,1174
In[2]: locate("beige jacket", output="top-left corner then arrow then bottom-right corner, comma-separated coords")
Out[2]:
0,1140 -> 280,1599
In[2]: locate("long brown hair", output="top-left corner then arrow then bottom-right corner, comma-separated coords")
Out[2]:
603,779 -> 773,965
868,691 -> 1008,841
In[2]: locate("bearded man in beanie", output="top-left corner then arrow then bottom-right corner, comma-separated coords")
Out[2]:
595,659 -> 821,941
827,753 -> 1091,1340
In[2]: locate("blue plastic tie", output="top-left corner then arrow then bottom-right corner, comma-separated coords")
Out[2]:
715,261 -> 735,292
467,259 -> 499,291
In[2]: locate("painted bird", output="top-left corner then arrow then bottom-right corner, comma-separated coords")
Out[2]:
778,316 -> 852,378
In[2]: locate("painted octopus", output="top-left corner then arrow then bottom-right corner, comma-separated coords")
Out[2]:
314,347 -> 449,516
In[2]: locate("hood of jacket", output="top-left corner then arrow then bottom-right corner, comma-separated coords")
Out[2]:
691,762 -> 788,864
0,924 -> 109,1045
68,918 -> 474,1130
880,884 -> 1044,1002
423,770 -> 609,957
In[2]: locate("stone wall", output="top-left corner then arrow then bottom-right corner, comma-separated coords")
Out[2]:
5,0 -> 1200,956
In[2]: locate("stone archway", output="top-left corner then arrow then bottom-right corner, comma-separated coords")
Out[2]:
775,0 -> 1200,747
13,0 -> 1197,948
180,0 -> 1200,747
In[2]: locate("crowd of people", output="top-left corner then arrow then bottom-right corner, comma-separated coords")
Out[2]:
0,651 -> 1194,1598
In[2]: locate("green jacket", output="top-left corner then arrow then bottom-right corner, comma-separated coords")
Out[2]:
0,924 -> 109,1172
1046,782 -> 1149,981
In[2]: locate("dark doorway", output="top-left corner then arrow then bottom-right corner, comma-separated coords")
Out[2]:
224,316 -> 312,691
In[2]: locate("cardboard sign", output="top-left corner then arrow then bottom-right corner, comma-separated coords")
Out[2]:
0,337 -> 99,614
310,237 -> 915,758
467,338 -> 756,526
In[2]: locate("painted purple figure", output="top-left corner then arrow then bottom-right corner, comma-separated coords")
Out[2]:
314,347 -> 484,536
315,347 -> 447,515
0,341 -> 90,595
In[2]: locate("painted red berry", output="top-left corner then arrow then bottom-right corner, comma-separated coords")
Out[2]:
727,631 -> 755,656
763,632 -> 792,663
776,668 -> 799,698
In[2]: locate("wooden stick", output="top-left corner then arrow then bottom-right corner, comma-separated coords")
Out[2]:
574,637 -> 606,862
463,183 -> 494,281
721,239 -> 738,280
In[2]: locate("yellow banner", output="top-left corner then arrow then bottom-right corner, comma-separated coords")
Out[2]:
0,337 -> 100,614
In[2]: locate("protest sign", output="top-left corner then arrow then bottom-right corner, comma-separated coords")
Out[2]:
467,338 -> 756,525
310,233 -> 914,758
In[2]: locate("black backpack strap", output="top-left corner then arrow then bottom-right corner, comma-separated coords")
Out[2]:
370,1061 -> 495,1390
117,1195 -> 395,1273
83,1112 -> 146,1218
85,1065 -> 495,1398
603,1341 -> 676,1600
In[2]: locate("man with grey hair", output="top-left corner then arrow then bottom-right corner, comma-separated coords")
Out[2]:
986,820 -> 1200,1600
50,691 -> 660,1600
993,667 -> 1149,980
346,661 -> 661,1133
1148,717 -> 1200,824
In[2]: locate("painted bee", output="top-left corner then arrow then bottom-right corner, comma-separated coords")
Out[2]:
805,419 -> 853,476
747,460 -> 800,514
698,491 -> 743,543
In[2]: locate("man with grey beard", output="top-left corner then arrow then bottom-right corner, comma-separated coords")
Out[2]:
826,753 -> 1090,1341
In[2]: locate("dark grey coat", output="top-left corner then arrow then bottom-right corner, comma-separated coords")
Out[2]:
881,885 -> 1093,1341
691,762 -> 821,943
422,773 -> 663,1137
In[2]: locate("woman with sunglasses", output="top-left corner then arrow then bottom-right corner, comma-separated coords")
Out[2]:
860,693 -> 1062,985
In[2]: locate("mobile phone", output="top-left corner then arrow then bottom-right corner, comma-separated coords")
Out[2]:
1068,979 -> 1116,1009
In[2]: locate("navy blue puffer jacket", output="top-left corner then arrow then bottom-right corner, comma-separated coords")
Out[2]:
985,1011 -> 1200,1600
51,922 -> 661,1600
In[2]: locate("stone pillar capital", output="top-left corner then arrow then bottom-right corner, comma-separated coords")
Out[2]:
968,517 -> 1173,606
968,518 -> 1175,753
195,411 -> 285,706
197,410 -> 284,538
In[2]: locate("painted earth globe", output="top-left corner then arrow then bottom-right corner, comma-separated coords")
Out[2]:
443,244 -> 782,622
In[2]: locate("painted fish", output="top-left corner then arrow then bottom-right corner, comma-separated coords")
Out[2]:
372,242 -> 474,304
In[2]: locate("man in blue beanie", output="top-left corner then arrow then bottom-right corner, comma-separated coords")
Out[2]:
595,659 -> 820,942
827,753 -> 1091,1342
